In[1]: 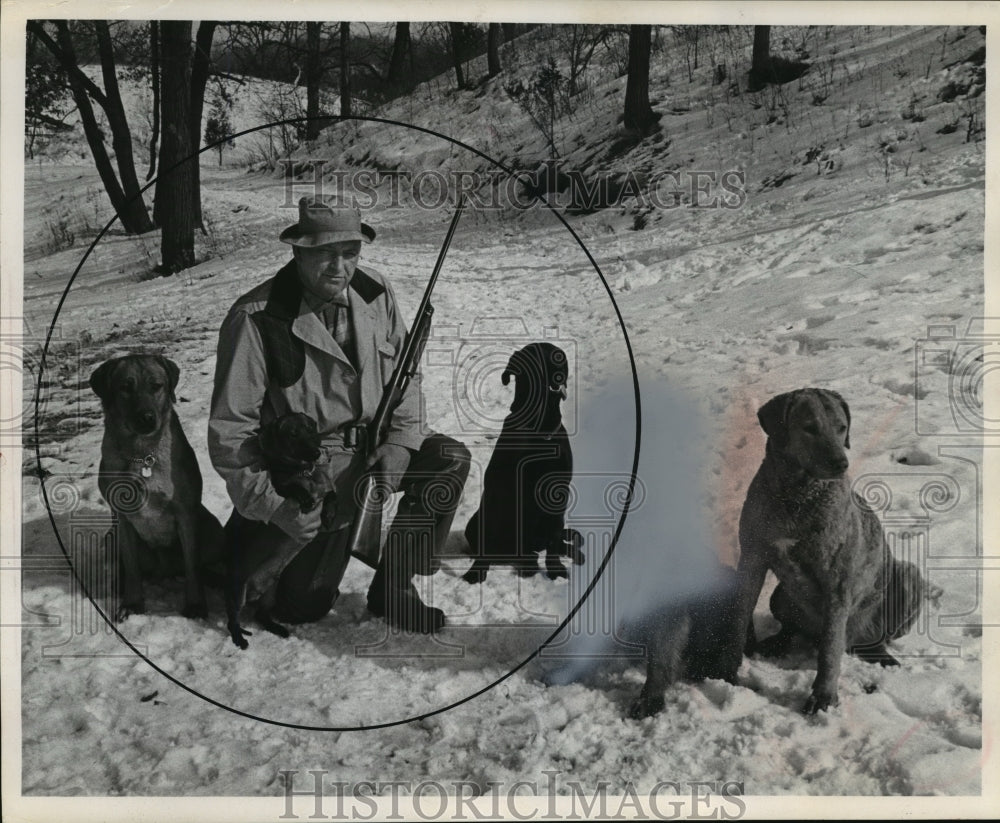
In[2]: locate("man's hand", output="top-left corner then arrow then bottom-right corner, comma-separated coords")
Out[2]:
269,497 -> 322,544
365,443 -> 412,493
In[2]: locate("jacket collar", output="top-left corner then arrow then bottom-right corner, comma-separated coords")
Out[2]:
266,259 -> 383,371
266,259 -> 385,321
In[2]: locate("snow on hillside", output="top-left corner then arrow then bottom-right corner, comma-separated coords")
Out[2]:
17,23 -> 986,802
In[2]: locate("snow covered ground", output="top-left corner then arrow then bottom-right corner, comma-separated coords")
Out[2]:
9,18 -> 992,812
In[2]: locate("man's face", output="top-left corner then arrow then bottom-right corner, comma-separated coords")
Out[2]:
293,240 -> 361,301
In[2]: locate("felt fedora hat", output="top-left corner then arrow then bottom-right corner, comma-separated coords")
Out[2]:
279,196 -> 376,247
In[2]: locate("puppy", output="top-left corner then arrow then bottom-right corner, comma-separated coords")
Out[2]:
717,388 -> 925,714
91,354 -> 223,620
225,412 -> 337,648
258,412 -> 330,518
463,342 -> 585,584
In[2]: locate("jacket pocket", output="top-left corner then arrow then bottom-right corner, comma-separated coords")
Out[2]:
377,340 -> 397,384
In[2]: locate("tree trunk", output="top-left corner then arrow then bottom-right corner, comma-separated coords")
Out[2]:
749,25 -> 772,89
147,21 -> 160,181
189,21 -> 217,231
305,22 -> 321,139
487,23 -> 502,78
386,22 -> 410,87
94,21 -> 153,234
158,21 -> 196,274
449,23 -> 465,89
41,21 -> 153,234
50,22 -> 143,233
623,25 -> 658,134
339,22 -> 351,117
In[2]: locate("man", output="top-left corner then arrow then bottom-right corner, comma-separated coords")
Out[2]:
209,195 -> 470,633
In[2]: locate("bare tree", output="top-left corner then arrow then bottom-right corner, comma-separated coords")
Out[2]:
158,21 -> 195,273
386,22 -> 411,87
487,23 -> 502,78
189,21 -> 217,229
558,25 -> 607,97
27,20 -> 154,234
24,26 -> 71,160
146,21 -> 160,180
749,25 -> 772,90
449,22 -> 466,88
305,22 -> 322,139
623,24 -> 659,134
340,22 -> 351,116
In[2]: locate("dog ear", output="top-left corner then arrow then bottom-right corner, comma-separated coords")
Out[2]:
501,349 -> 524,386
826,390 -> 851,449
156,356 -> 180,402
89,358 -> 120,404
757,392 -> 796,439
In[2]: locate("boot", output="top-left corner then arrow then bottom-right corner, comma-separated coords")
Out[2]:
367,564 -> 445,634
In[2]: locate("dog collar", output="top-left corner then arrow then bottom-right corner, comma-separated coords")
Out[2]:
129,454 -> 156,478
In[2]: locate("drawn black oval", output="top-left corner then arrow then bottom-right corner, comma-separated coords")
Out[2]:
34,115 -> 641,731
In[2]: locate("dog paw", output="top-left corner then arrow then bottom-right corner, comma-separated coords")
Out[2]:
852,645 -> 901,667
228,622 -> 252,650
859,651 -> 901,668
628,693 -> 665,719
563,529 -> 585,564
255,608 -> 290,638
115,601 -> 145,622
803,691 -> 838,715
545,564 -> 569,580
182,600 -> 209,620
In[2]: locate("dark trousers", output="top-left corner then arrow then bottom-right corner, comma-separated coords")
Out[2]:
271,432 -> 470,622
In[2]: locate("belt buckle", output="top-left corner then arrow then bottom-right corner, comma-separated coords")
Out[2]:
343,423 -> 367,452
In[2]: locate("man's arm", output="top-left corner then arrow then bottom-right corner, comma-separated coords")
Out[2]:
207,308 -> 286,522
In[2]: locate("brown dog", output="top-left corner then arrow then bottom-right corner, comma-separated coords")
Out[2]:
718,388 -> 924,714
90,354 -> 223,620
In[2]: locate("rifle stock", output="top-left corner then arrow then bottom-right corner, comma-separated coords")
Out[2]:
313,198 -> 465,582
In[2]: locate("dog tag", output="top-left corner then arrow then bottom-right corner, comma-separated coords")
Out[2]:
141,466 -> 152,478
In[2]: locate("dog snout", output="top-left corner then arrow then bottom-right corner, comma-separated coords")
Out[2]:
134,408 -> 159,434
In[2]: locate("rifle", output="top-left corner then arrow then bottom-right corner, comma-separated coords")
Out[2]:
312,197 -> 466,586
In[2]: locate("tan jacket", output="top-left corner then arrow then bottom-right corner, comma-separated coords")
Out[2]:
208,260 -> 424,522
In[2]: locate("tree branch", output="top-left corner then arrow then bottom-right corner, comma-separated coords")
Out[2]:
27,21 -> 109,108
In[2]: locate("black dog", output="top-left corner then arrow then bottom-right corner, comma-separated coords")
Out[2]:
225,412 -> 337,648
463,343 -> 584,583
258,413 -> 330,518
